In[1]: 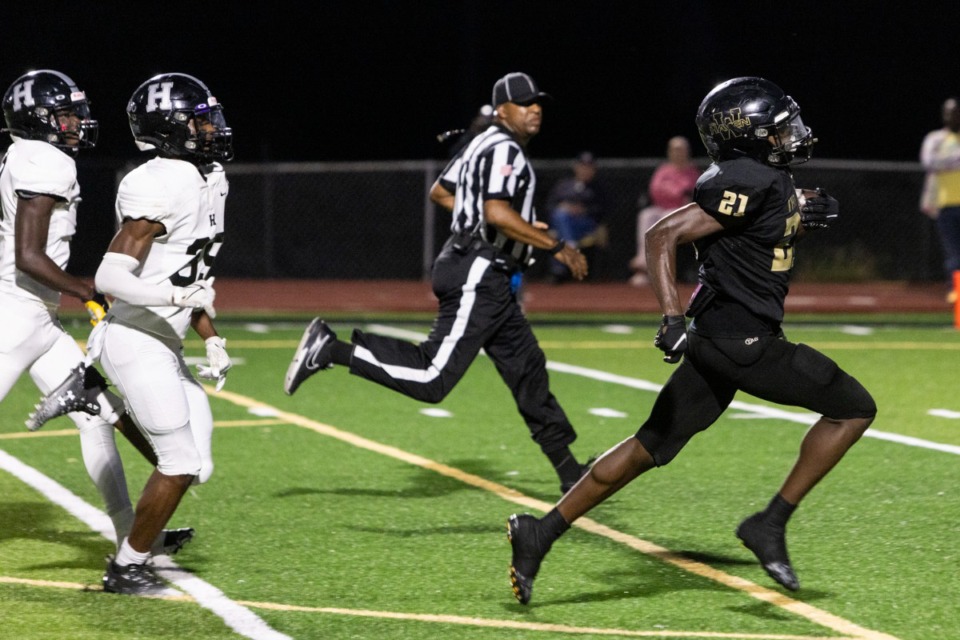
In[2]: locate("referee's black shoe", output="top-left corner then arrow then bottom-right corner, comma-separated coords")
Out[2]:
284,318 -> 336,395
735,512 -> 800,591
560,457 -> 596,494
153,527 -> 196,556
507,513 -> 551,605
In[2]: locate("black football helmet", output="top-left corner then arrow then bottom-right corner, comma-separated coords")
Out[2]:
2,69 -> 99,150
126,73 -> 233,163
695,77 -> 815,166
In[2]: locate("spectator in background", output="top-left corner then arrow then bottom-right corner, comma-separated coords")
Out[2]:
920,97 -> 960,302
630,136 -> 700,286
546,151 -> 607,282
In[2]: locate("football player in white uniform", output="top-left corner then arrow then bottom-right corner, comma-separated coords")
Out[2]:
0,70 -> 192,557
89,73 -> 233,595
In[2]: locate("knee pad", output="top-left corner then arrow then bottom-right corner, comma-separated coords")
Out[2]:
158,450 -> 202,478
194,461 -> 214,485
152,424 -> 202,477
635,429 -> 689,467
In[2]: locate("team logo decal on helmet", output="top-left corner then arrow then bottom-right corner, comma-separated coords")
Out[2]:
708,108 -> 753,141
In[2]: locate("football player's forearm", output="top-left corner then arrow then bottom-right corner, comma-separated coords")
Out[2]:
95,252 -> 175,306
646,238 -> 683,316
15,250 -> 94,301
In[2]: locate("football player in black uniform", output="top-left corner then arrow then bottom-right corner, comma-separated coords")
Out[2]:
506,77 -> 877,603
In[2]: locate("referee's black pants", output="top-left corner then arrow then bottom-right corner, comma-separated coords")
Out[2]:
348,244 -> 577,455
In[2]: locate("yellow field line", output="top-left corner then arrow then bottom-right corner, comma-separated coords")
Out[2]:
0,419 -> 286,441
0,429 -> 78,440
207,388 -> 900,640
0,576 -> 849,640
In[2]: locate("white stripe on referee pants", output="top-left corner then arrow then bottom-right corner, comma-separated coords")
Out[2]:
352,257 -> 490,383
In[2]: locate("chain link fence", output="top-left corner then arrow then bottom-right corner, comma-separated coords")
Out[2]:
67,157 -> 941,284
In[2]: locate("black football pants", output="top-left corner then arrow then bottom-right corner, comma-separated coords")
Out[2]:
636,331 -> 877,466
348,244 -> 577,455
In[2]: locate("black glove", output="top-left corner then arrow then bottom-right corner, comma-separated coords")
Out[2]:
654,315 -> 687,364
84,293 -> 110,327
800,188 -> 839,230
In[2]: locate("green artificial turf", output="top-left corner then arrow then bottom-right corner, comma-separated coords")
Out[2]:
1,317 -> 957,639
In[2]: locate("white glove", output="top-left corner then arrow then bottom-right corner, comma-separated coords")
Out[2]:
172,277 -> 216,318
197,336 -> 231,391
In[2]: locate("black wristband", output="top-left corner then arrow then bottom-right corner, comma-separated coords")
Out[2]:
662,314 -> 685,326
548,239 -> 565,255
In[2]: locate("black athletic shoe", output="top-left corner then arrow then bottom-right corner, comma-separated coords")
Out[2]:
736,512 -> 800,591
560,457 -> 596,494
284,318 -> 336,395
154,527 -> 195,556
26,364 -> 104,431
507,513 -> 550,604
102,556 -> 173,596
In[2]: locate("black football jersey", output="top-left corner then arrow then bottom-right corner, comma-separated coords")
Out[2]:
691,157 -> 801,333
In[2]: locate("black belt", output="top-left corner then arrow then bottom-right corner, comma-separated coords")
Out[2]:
446,232 -> 522,274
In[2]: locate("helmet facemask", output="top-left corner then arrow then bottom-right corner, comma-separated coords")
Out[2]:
48,102 -> 99,150
185,104 -> 233,162
761,107 -> 815,166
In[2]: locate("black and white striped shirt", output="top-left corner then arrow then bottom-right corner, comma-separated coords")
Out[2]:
438,124 -> 538,266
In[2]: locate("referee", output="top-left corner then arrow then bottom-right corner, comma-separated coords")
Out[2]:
285,71 -> 591,494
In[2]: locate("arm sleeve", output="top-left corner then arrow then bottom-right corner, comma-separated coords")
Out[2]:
95,252 -> 176,307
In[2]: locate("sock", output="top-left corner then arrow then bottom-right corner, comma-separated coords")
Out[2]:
74,417 -> 134,543
115,538 -> 151,567
110,506 -> 135,548
330,341 -> 353,366
761,494 -> 796,529
540,508 -> 571,545
546,446 -> 582,486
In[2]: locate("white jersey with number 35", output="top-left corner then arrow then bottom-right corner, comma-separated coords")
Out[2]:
108,157 -> 227,340
0,139 -> 80,307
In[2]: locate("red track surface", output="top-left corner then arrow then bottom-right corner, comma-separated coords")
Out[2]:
162,279 -> 955,315
59,279 -> 952,315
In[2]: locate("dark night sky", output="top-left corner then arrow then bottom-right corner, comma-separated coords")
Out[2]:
4,1 -> 959,164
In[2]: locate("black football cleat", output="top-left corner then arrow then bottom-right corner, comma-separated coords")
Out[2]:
507,513 -> 551,604
26,364 -> 105,431
102,556 -> 175,596
284,318 -> 336,395
736,512 -> 800,591
153,527 -> 195,556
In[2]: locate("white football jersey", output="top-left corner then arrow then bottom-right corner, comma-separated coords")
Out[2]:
0,139 -> 80,306
108,157 -> 227,340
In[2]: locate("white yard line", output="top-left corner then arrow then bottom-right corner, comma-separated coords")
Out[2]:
0,448 -> 291,640
366,324 -> 960,456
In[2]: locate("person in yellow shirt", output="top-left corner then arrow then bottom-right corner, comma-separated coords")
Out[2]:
920,97 -> 960,301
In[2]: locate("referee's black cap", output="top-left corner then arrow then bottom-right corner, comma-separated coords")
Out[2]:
492,72 -> 552,107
